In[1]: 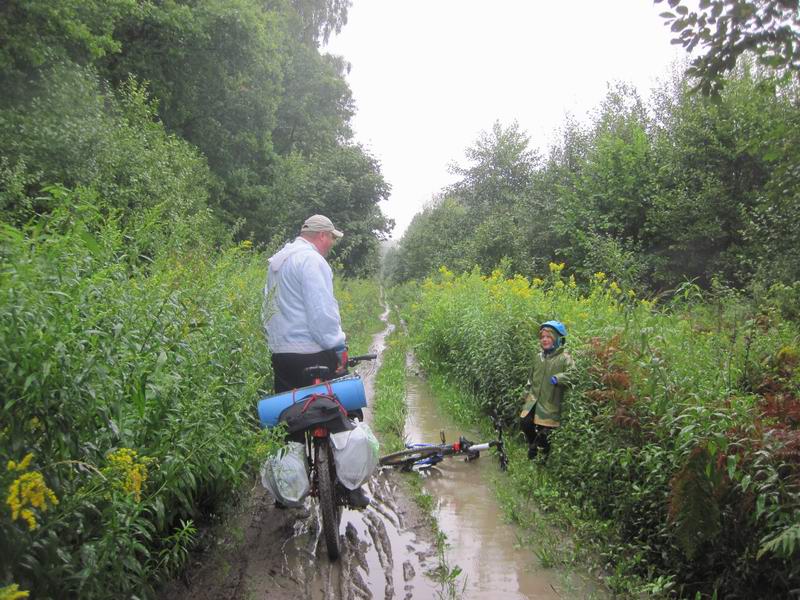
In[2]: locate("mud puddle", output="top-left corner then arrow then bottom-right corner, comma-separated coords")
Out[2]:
401,373 -> 599,599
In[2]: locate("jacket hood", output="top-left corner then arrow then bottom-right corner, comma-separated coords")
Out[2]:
268,237 -> 315,273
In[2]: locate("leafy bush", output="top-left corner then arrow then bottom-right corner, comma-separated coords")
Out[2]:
0,199 -> 280,598
408,264 -> 800,598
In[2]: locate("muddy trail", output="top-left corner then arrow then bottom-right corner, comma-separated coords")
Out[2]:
161,309 -> 600,599
160,311 -> 440,600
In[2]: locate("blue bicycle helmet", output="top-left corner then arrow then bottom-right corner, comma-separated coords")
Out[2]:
540,320 -> 567,347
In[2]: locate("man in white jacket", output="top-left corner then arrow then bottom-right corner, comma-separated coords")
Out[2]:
264,214 -> 347,392
263,214 -> 370,509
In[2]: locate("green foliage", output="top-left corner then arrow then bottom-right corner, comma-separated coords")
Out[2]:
0,205 -> 272,598
371,319 -> 409,452
668,445 -> 723,560
0,64 -> 219,253
655,0 -> 800,96
335,277 -> 384,354
448,120 -> 539,213
289,0 -> 352,46
407,265 -> 800,597
390,67 -> 800,295
390,197 -> 472,283
0,0 -> 388,277
0,0 -> 136,95
0,1 -> 389,595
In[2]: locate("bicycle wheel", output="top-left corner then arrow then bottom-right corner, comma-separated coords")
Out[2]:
379,445 -> 443,469
315,438 -> 341,560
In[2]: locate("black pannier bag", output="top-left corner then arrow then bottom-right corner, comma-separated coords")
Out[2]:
278,393 -> 355,438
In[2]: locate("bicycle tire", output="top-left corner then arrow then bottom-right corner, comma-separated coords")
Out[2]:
315,439 -> 341,560
379,446 -> 443,469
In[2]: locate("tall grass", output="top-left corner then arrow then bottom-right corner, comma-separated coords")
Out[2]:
406,264 -> 800,598
370,312 -> 408,452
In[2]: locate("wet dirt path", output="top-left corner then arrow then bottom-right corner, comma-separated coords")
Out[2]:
162,303 -> 602,599
402,373 -> 583,599
161,306 -> 441,600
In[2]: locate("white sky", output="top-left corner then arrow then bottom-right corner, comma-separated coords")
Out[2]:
323,1 -> 689,239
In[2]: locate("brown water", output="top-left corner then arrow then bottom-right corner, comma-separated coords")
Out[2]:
402,372 -> 596,599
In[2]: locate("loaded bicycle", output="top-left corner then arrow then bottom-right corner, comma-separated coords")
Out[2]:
257,353 -> 377,561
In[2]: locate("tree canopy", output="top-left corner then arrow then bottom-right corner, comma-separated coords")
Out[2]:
387,65 -> 800,296
0,0 -> 390,274
656,0 -> 800,95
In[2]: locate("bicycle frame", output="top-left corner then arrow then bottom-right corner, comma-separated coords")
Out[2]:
380,409 -> 508,472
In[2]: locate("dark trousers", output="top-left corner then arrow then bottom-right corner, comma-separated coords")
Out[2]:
271,349 -> 339,393
520,416 -> 555,458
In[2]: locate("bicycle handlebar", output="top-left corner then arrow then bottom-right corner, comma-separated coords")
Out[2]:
347,353 -> 377,366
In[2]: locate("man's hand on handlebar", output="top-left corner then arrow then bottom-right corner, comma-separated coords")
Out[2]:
333,345 -> 376,377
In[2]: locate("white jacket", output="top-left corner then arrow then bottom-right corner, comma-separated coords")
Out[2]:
263,237 -> 346,353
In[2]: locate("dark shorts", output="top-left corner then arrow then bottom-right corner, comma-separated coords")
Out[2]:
271,349 -> 339,392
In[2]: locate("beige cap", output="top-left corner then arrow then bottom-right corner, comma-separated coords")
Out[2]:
300,214 -> 343,238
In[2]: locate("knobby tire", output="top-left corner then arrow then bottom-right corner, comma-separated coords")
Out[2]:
379,446 -> 442,469
315,439 -> 341,560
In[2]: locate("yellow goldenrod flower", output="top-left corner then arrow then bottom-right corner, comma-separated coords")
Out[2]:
6,471 -> 59,531
593,272 -> 606,283
569,275 -> 577,289
549,262 -> 565,274
0,584 -> 30,600
7,453 -> 33,473
103,448 -> 151,502
532,278 -> 544,287
240,239 -> 253,249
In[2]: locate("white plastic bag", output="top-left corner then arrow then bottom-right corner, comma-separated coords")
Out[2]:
330,421 -> 379,490
260,441 -> 310,507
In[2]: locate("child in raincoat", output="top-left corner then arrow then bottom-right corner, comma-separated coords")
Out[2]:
519,320 -> 576,459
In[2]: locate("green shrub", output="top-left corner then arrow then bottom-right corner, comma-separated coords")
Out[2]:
408,264 -> 800,598
0,202 -> 277,598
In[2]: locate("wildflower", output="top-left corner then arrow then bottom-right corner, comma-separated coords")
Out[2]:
103,448 -> 152,502
593,272 -> 606,283
6,471 -> 59,531
532,278 -> 544,287
549,262 -> 565,274
569,275 -> 577,289
627,289 -> 636,299
7,453 -> 33,473
0,584 -> 30,600
240,239 -> 253,249
438,266 -> 453,279
609,281 -> 621,295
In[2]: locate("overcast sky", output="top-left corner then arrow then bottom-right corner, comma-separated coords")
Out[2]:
323,1 -> 689,239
